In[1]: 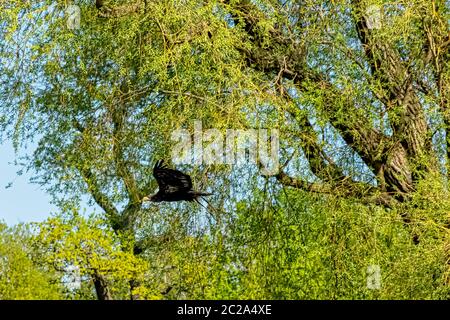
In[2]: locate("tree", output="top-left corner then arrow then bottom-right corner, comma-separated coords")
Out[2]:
219,0 -> 449,204
0,0 -> 449,299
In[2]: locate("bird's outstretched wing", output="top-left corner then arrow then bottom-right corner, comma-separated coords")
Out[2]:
153,160 -> 193,194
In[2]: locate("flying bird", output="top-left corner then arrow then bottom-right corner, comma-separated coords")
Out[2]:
142,160 -> 212,203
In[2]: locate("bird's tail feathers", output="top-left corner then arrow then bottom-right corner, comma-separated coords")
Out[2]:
193,191 -> 213,197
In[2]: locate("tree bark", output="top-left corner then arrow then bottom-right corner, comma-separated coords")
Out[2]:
93,273 -> 112,300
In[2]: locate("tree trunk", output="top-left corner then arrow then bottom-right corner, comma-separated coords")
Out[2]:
93,273 -> 112,300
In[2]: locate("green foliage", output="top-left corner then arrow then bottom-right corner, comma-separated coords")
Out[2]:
1,185 -> 449,299
34,213 -> 150,299
209,187 -> 449,299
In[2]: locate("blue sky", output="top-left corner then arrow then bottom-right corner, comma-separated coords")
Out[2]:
0,140 -> 58,225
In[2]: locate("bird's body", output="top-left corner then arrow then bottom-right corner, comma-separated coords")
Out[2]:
143,160 -> 212,203
149,189 -> 211,202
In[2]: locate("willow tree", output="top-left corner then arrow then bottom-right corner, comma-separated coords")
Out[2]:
0,0 -> 449,299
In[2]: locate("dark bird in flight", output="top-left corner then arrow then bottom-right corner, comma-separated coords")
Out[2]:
142,160 -> 212,203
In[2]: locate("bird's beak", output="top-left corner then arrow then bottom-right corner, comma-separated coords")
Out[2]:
142,196 -> 150,202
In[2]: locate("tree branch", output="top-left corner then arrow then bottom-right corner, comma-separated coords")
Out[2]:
73,120 -> 121,230
275,170 -> 394,207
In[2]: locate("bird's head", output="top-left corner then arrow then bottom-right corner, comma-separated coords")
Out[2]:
142,193 -> 162,202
